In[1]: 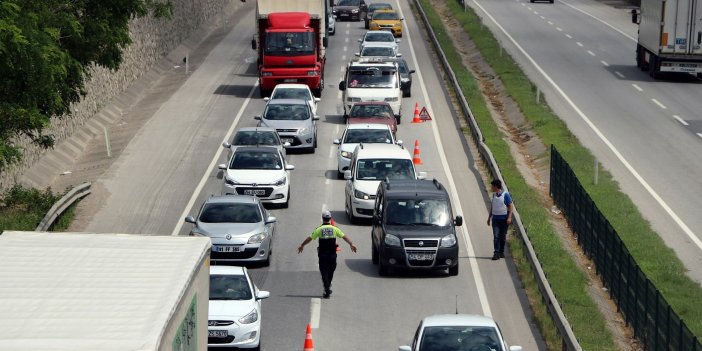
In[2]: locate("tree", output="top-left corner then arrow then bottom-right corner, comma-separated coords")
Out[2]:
0,0 -> 171,171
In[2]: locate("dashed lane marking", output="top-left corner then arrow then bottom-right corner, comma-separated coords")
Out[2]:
565,34 -> 573,39
310,298 -> 321,328
615,71 -> 625,78
601,60 -> 609,67
673,115 -> 689,126
576,42 -> 583,47
587,50 -> 595,56
632,84 -> 643,92
651,98 -> 667,109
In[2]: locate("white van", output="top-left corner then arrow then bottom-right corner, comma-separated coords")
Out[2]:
338,58 -> 402,121
343,143 -> 426,222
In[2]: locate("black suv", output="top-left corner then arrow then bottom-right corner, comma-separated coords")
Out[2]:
371,179 -> 463,276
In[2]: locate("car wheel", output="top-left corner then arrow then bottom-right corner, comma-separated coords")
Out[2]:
346,198 -> 357,224
448,263 -> 459,276
371,242 -> 379,264
281,190 -> 290,209
395,115 -> 401,125
402,89 -> 410,98
262,252 -> 271,267
378,260 -> 389,276
314,134 -> 318,148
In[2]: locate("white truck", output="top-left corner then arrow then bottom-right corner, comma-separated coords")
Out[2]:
0,231 -> 211,351
632,0 -> 702,78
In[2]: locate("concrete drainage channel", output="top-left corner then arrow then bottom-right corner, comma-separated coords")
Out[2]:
410,0 -> 582,349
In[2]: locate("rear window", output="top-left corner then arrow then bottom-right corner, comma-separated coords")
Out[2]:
344,129 -> 393,144
418,326 -> 503,351
199,203 -> 262,223
233,131 -> 279,146
385,199 -> 450,226
210,274 -> 253,301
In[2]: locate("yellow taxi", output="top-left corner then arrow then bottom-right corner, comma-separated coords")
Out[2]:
368,10 -> 403,37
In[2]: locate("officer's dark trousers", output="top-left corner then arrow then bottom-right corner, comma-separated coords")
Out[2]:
318,253 -> 337,292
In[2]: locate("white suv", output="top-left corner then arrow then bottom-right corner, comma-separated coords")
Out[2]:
344,144 -> 425,222
338,58 -> 402,120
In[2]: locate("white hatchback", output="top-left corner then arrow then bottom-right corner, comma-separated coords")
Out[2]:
208,266 -> 270,350
265,83 -> 320,116
333,123 -> 401,178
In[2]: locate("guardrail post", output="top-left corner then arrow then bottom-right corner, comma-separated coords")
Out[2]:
104,126 -> 112,158
594,159 -> 599,185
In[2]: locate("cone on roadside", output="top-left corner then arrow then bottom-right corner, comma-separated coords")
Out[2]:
411,102 -> 421,123
304,324 -> 315,351
412,140 -> 423,165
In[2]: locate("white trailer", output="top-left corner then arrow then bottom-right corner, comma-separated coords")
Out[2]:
633,0 -> 702,77
0,231 -> 211,351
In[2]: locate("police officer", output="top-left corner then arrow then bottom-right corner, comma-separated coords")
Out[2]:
297,211 -> 357,298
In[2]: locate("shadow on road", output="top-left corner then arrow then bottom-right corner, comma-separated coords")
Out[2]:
214,84 -> 255,97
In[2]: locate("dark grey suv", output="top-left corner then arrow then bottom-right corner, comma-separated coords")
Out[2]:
371,179 -> 463,276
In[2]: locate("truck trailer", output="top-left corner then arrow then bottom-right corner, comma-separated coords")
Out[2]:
253,0 -> 328,97
0,231 -> 211,351
632,0 -> 702,78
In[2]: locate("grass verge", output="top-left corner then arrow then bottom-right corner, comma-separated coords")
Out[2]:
0,185 -> 75,232
415,0 -> 618,349
418,0 -> 702,344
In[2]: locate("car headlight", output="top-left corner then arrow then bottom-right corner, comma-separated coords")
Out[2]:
440,234 -> 457,247
248,232 -> 268,244
238,309 -> 259,324
384,234 -> 401,247
274,176 -> 287,186
298,127 -> 310,135
347,97 -> 361,102
401,77 -> 410,83
307,70 -> 319,76
224,176 -> 240,186
352,9 -> 359,13
262,72 -> 273,76
340,151 -> 353,159
354,189 -> 371,200
385,97 -> 399,102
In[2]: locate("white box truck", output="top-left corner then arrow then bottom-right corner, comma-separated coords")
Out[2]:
632,0 -> 702,78
0,231 -> 211,351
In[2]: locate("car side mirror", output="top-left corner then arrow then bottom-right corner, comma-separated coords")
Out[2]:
265,216 -> 277,224
401,18 -> 405,21
396,39 -> 402,43
339,81 -> 346,90
509,347 -> 523,351
323,37 -> 328,48
396,140 -> 403,146
222,142 -> 231,149
333,139 -> 341,145
285,164 -> 295,170
263,97 -> 270,102
399,347 -> 412,351
256,291 -> 271,300
254,115 -> 262,120
409,69 -> 415,74
184,216 -> 196,224
397,53 -> 403,58
454,215 -> 463,227
218,164 -> 227,170
314,97 -> 321,103
344,170 -> 352,180
358,38 -> 363,43
313,115 -> 320,120
251,38 -> 257,50
354,52 -> 360,57
417,171 -> 427,180
283,142 -> 291,148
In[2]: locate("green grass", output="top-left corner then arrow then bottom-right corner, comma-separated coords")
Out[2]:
416,0 -> 702,344
415,0 -> 618,349
0,185 -> 75,232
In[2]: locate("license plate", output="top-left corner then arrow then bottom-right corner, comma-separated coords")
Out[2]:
281,138 -> 294,144
283,79 -> 298,83
244,189 -> 266,195
209,330 -> 228,338
408,253 -> 435,261
215,245 -> 242,253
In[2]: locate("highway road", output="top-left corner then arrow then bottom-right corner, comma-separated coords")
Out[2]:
73,0 -> 545,350
465,0 -> 702,283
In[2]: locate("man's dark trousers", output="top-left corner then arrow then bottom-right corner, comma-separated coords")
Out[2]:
318,253 -> 337,292
492,218 -> 508,255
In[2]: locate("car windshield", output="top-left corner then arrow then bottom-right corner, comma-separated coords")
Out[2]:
350,104 -> 394,118
361,46 -> 394,57
369,3 -> 392,11
229,151 -> 282,170
418,326 -> 503,351
337,0 -> 360,5
264,104 -> 310,120
199,203 -> 262,223
344,129 -> 393,144
347,68 -> 396,88
356,158 -> 414,180
210,274 -> 254,301
233,131 -> 279,146
365,32 -> 395,42
265,32 -> 316,56
373,11 -> 399,20
271,88 -> 311,101
385,199 -> 450,226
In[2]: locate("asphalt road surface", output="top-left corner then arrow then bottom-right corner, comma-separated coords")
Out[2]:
465,0 -> 702,283
77,0 -> 545,349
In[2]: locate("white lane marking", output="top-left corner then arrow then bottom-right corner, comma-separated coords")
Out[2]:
345,37 -> 349,43
587,50 -> 595,56
346,23 -> 350,28
576,42 -> 583,47
632,84 -> 643,92
601,60 -> 609,67
322,203 -> 328,211
340,66 -> 345,73
521,2 -> 525,5
556,27 -> 562,31
651,98 -> 667,109
335,124 -> 341,134
310,298 -> 321,328
343,45 -> 348,52
527,6 -> 532,10
559,0 -> 636,41
697,133 -> 702,139
673,115 -> 689,126
337,90 -> 342,100
325,178 -> 331,185
345,29 -> 350,34
396,0 -> 492,317
565,34 -> 573,39
547,21 -> 554,25
539,15 -> 545,19
615,71 -> 625,78
534,11 -> 539,14
471,0 -> 702,251
342,55 -> 346,61
329,145 -> 335,159
171,83 -> 258,236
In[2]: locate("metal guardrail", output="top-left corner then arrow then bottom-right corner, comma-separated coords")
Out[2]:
35,182 -> 91,231
410,1 -> 582,350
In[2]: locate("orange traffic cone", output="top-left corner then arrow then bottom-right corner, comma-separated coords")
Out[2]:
411,102 -> 421,123
304,324 -> 315,351
412,140 -> 423,165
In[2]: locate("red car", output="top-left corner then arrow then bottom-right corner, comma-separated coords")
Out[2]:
346,102 -> 398,135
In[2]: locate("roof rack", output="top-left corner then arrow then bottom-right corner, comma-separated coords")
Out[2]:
432,178 -> 442,190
